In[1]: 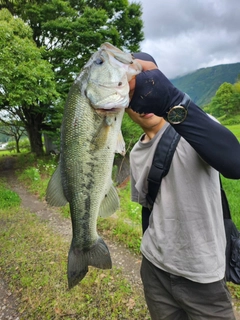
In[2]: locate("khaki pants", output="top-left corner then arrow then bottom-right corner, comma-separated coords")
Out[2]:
141,256 -> 235,320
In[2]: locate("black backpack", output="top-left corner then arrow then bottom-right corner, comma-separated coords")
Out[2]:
143,125 -> 240,284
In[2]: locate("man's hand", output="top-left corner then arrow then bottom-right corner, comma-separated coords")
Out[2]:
129,59 -> 158,96
128,58 -> 184,117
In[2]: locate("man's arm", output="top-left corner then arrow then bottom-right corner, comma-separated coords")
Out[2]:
173,102 -> 240,179
129,59 -> 240,179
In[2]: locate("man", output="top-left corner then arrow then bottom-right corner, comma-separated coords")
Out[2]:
125,52 -> 240,320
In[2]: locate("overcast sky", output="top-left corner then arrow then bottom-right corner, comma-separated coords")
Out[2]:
133,0 -> 240,79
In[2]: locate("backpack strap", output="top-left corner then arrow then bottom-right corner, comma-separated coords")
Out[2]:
146,125 -> 180,210
220,178 -> 231,220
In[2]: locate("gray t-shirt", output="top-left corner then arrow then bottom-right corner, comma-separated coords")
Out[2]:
130,122 -> 226,283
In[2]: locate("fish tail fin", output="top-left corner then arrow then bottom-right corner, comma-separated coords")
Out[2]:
67,237 -> 112,289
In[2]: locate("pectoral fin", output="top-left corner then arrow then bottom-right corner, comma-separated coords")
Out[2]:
46,164 -> 68,207
98,184 -> 120,218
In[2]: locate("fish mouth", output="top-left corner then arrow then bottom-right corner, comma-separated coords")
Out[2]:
95,107 -> 123,115
90,94 -> 129,112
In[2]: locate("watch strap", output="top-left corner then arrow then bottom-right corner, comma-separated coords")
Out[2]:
179,93 -> 191,108
165,93 -> 191,124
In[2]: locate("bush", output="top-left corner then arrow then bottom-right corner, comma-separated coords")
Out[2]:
5,140 -> 15,152
19,138 -> 30,151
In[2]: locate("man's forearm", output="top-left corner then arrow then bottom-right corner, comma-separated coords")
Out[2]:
172,102 -> 240,179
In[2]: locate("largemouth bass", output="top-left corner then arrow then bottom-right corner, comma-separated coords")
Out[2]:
46,43 -> 142,289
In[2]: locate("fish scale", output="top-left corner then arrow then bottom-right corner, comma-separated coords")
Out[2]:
46,42 -> 142,288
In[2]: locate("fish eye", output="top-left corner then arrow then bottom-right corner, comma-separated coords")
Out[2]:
95,58 -> 104,65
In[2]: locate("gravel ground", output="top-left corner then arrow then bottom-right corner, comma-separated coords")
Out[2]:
0,278 -> 19,320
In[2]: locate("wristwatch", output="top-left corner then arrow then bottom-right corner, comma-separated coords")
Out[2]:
165,93 -> 191,124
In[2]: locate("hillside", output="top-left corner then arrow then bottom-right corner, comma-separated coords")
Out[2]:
171,62 -> 240,107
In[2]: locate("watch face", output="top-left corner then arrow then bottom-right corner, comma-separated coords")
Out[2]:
167,106 -> 187,124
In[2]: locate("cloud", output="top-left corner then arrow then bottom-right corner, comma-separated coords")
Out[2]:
133,0 -> 240,78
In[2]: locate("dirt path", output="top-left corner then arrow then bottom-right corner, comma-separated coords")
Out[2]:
1,156 -> 240,319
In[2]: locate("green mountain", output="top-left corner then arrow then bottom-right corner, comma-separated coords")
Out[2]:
171,62 -> 240,107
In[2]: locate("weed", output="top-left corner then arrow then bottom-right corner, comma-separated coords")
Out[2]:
20,167 -> 41,182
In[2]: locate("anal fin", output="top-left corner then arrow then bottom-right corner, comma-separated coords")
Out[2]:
98,183 -> 120,218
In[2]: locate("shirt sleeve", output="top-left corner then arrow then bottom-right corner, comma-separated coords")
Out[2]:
129,170 -> 139,203
172,101 -> 240,179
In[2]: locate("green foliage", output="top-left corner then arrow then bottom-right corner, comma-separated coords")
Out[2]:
0,181 -> 21,209
121,112 -> 143,154
222,177 -> 240,229
221,124 -> 240,230
5,140 -> 15,152
220,114 -> 240,126
1,0 -> 144,100
99,181 -> 142,254
16,152 -> 36,168
208,83 -> 234,117
5,138 -> 30,153
0,9 -> 57,108
171,63 -> 240,107
19,138 -> 31,151
0,121 -> 27,153
36,156 -> 58,176
118,181 -> 142,224
225,124 -> 240,140
19,167 -> 41,182
0,1 -> 144,155
0,8 -> 58,155
204,80 -> 240,123
17,154 -> 58,199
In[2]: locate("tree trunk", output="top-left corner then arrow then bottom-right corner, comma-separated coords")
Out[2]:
22,105 -> 45,156
15,137 -> 20,153
43,133 -> 59,155
26,125 -> 44,156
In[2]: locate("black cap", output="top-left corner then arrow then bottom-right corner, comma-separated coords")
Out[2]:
132,52 -> 158,66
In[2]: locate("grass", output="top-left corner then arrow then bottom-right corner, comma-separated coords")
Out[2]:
226,124 -> 240,140
0,122 -> 240,315
98,182 -> 142,255
0,155 -> 149,319
0,207 -> 149,319
0,149 -> 14,156
0,180 -> 21,209
221,176 -> 240,228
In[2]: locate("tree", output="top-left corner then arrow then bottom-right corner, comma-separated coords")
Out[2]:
232,80 -> 240,114
0,118 -> 26,153
0,9 -> 58,155
207,82 -> 235,117
0,0 -> 144,149
204,80 -> 240,124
